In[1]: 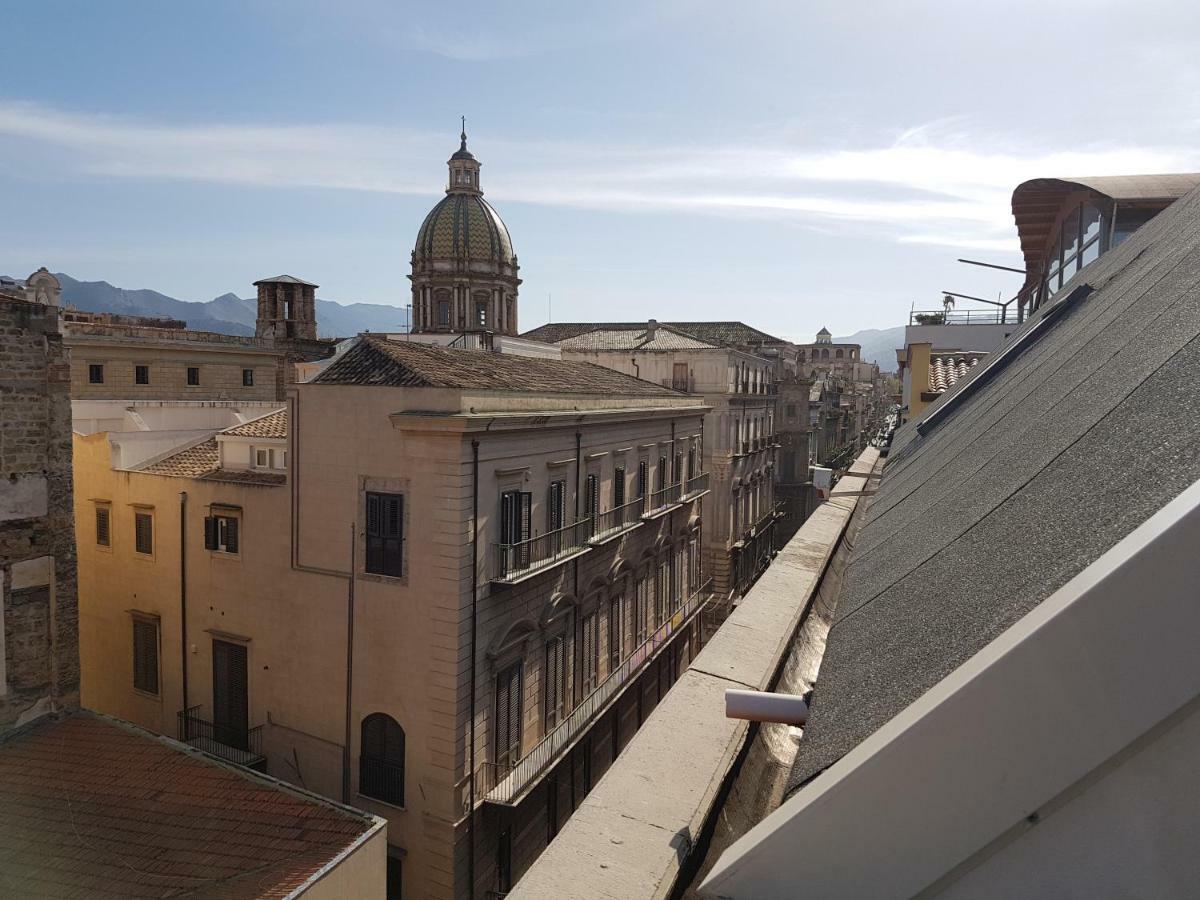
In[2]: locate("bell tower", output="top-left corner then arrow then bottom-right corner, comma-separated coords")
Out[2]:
254,275 -> 318,342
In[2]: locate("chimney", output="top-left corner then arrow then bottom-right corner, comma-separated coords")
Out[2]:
647,319 -> 658,341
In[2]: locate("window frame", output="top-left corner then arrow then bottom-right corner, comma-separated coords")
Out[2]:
95,502 -> 112,549
134,364 -> 150,385
88,363 -> 104,384
242,368 -> 254,387
364,491 -> 404,578
131,613 -> 161,697
133,509 -> 154,557
204,511 -> 241,556
186,366 -> 200,386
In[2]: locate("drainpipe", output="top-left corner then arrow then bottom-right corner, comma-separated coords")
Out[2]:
469,438 -> 480,899
342,523 -> 356,805
179,491 -> 189,714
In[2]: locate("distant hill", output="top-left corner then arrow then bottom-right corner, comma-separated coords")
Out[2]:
835,325 -> 905,370
45,273 -> 408,338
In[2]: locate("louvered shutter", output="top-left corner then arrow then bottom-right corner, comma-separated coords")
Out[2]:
132,618 -> 158,694
213,640 -> 249,750
609,597 -> 622,671
518,492 -> 532,567
224,516 -> 239,555
582,613 -> 597,693
588,475 -> 599,522
613,467 -> 625,509
500,491 -> 515,545
95,507 -> 110,546
135,512 -> 152,554
496,663 -> 522,772
204,516 -> 217,550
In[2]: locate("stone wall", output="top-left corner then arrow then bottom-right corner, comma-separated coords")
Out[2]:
0,295 -> 80,733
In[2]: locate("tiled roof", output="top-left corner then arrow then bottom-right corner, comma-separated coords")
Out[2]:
138,410 -> 289,483
223,408 -> 287,438
522,320 -> 786,347
141,438 -> 219,477
928,352 -> 986,393
0,711 -> 380,899
252,274 -> 318,286
558,326 -> 718,351
314,335 -> 680,395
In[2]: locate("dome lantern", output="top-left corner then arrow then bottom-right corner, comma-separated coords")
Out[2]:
447,117 -> 482,194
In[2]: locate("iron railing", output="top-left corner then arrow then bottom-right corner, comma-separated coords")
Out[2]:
589,497 -> 645,541
644,480 -> 683,516
682,471 -> 710,498
359,755 -> 405,807
909,308 -> 1011,326
479,579 -> 714,806
493,517 -> 592,582
177,706 -> 265,768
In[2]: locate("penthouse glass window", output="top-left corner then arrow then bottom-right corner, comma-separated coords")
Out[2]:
1043,201 -> 1104,301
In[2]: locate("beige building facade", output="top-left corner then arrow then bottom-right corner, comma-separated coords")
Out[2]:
76,335 -> 713,898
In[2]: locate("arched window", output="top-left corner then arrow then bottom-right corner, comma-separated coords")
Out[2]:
822,349 -> 830,360
835,349 -> 844,359
360,713 -> 405,806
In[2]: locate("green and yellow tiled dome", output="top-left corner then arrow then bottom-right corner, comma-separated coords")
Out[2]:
414,193 -> 515,264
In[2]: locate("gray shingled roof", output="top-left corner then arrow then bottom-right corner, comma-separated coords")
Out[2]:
558,325 -> 718,351
787,180 -> 1200,795
522,320 -> 786,347
314,335 -> 681,395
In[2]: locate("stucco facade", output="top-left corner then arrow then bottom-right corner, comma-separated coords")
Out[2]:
75,347 -> 714,898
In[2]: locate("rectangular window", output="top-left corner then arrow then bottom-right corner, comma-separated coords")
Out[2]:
608,595 -> 623,672
544,635 -> 568,731
672,362 -> 689,392
495,663 -> 523,774
584,474 -> 599,524
547,480 -> 566,532
134,364 -> 149,385
365,492 -> 404,577
242,368 -> 254,387
582,612 -> 599,695
134,511 -> 153,555
499,490 -> 532,573
476,302 -> 487,327
204,513 -> 240,554
674,452 -> 683,484
613,466 -> 626,509
132,616 -> 159,695
437,300 -> 451,327
187,366 -> 200,386
687,447 -> 696,481
637,461 -> 648,499
95,504 -> 111,547
88,363 -> 104,384
657,456 -> 667,492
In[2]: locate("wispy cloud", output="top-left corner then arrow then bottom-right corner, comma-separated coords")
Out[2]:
1,100 -> 1195,253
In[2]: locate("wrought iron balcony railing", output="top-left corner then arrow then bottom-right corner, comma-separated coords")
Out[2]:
644,480 -> 683,516
682,471 -> 710,499
493,517 -> 592,583
588,497 -> 645,542
177,706 -> 266,769
479,578 -> 714,806
359,755 -> 405,807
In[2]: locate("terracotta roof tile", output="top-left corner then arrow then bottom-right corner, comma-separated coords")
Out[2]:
928,352 -> 986,393
0,712 -> 379,899
222,409 -> 287,439
141,438 -> 219,477
558,326 -> 718,351
314,335 -> 680,395
522,320 -> 786,347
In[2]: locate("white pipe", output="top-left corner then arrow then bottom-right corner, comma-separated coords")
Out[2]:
725,689 -> 809,725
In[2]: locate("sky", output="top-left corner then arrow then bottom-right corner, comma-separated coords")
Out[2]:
3,0 -> 1200,340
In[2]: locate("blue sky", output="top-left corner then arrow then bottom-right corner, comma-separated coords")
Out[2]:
3,0 -> 1200,339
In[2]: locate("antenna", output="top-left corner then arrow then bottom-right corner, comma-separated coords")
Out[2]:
548,293 -> 552,323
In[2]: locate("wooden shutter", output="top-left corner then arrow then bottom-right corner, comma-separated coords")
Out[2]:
365,492 -> 402,576
548,481 -> 565,531
545,637 -> 565,729
613,467 -> 625,509
134,512 -> 153,555
204,516 -> 217,550
582,613 -> 598,693
609,596 -> 622,671
212,640 -> 249,750
496,663 -> 522,772
500,491 -> 515,545
586,474 -> 599,520
132,618 -> 159,694
638,461 -> 648,498
224,516 -> 239,554
95,506 -> 110,547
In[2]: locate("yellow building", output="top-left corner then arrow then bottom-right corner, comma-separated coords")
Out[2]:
76,335 -> 713,898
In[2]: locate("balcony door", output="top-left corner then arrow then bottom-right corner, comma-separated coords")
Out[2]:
212,639 -> 249,750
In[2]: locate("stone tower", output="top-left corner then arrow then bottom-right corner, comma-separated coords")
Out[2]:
254,275 -> 318,342
409,125 -> 521,335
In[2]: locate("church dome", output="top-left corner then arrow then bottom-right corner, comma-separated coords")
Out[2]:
414,193 -> 515,265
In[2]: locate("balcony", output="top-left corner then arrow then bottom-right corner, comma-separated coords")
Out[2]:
479,578 -> 714,806
909,308 -> 1012,326
682,471 -> 710,499
587,497 -> 645,545
643,480 -> 683,519
492,517 -> 593,585
177,706 -> 266,770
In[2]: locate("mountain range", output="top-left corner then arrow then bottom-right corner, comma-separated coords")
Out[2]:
45,273 -> 409,337
21,271 -> 903,367
834,326 -> 904,369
